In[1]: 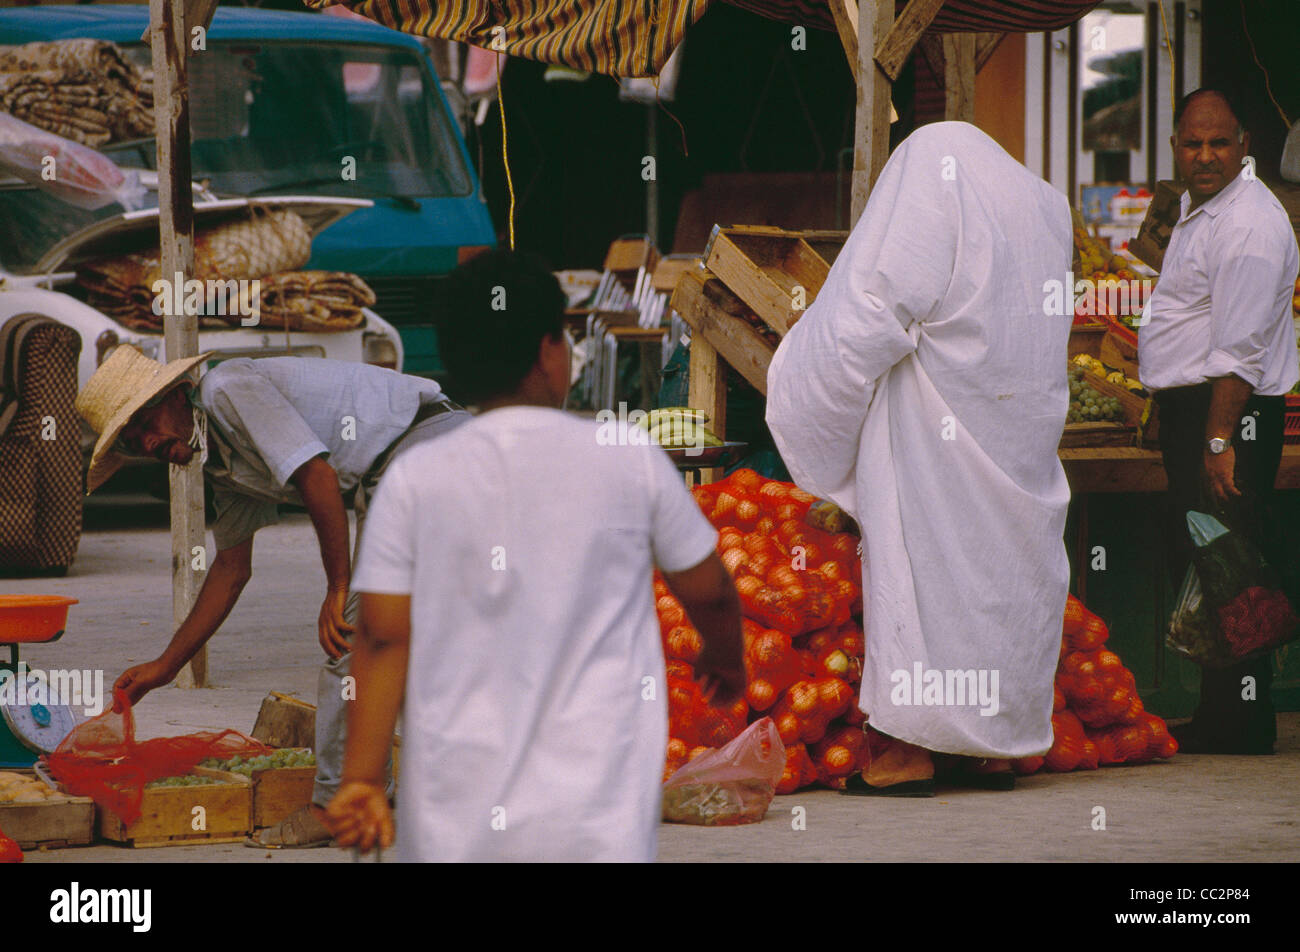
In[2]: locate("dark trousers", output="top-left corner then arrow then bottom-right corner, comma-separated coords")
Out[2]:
1156,383 -> 1286,743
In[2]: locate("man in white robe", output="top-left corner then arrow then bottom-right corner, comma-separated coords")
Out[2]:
766,121 -> 1073,788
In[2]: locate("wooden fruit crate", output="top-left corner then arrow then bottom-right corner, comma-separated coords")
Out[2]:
0,768 -> 94,851
703,225 -> 844,337
242,750 -> 316,830
1060,421 -> 1134,448
98,768 -> 252,848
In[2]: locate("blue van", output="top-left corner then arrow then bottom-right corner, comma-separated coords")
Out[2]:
0,5 -> 496,379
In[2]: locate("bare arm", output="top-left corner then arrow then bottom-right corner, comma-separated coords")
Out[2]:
290,456 -> 355,658
114,539 -> 253,707
1204,373 -> 1253,504
662,552 -> 745,705
290,456 -> 352,592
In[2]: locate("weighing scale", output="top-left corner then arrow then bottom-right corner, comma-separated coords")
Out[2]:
0,595 -> 83,768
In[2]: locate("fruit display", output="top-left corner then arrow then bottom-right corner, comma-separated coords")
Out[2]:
201,749 -> 316,776
1072,218 -> 1149,326
1071,353 -> 1145,395
145,774 -> 238,788
657,469 -> 866,791
1068,366 -> 1124,424
1012,594 -> 1177,774
639,406 -> 724,449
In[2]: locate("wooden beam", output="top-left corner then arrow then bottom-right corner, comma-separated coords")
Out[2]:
874,0 -> 945,82
974,31 -> 1006,72
150,0 -> 207,688
670,269 -> 772,395
917,33 -> 944,85
942,32 -> 976,122
828,0 -> 859,74
851,0 -> 895,225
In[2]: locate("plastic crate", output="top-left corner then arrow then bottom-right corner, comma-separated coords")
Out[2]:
1285,394 -> 1300,445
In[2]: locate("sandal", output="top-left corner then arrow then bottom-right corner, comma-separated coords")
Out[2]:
840,772 -> 936,798
244,806 -> 334,849
933,758 -> 1016,791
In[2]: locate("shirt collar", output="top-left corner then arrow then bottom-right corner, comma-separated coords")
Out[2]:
1178,167 -> 1250,223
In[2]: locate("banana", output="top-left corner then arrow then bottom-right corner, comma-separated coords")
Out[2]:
643,406 -> 709,431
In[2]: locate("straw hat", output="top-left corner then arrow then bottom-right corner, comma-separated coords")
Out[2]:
75,345 -> 212,493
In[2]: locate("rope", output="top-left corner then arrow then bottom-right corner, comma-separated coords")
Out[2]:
1239,0 -> 1292,130
495,50 -> 516,250
1155,0 -> 1175,118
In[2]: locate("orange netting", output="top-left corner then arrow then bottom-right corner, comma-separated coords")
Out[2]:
45,690 -> 274,826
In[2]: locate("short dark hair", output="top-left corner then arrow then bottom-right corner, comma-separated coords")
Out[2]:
431,248 -> 566,404
1173,87 -> 1247,140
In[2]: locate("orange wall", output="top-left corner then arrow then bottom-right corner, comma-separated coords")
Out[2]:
974,33 -> 1026,163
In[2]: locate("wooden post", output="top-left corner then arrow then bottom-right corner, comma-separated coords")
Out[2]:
687,331 -> 726,485
150,0 -> 207,688
850,0 -> 895,226
942,33 -> 977,122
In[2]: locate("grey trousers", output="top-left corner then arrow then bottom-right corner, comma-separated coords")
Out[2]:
312,407 -> 473,807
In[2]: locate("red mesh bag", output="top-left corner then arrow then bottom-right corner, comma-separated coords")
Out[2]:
812,724 -> 868,787
776,742 -> 817,794
45,692 -> 273,827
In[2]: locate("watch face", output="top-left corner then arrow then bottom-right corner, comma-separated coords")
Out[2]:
1209,438 -> 1228,454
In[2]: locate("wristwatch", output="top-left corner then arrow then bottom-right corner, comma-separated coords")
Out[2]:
1207,437 -> 1231,454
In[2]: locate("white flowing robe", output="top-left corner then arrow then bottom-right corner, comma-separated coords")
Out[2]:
766,122 -> 1073,758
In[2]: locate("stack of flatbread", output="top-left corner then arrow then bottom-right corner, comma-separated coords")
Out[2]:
252,271 -> 376,332
78,208 -> 313,330
0,39 -> 153,146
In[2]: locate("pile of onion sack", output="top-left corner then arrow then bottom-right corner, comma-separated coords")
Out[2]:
656,470 -> 868,793
657,470 -> 1176,793
1011,595 -> 1179,774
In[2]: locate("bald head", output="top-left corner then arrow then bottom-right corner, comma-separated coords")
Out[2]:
1171,88 -> 1250,207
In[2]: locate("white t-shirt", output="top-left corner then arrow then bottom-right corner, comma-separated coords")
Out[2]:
1138,172 -> 1300,396
352,405 -> 718,862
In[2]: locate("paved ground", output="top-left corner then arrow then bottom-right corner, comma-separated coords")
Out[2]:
8,497 -> 1300,863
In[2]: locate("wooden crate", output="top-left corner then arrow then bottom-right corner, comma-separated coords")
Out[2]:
670,267 -> 774,395
98,769 -> 252,848
0,768 -> 94,850
1060,422 -> 1134,448
243,750 -> 317,830
251,691 -> 316,750
704,225 -> 835,337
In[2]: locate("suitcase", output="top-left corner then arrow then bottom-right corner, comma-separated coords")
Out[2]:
0,314 -> 83,575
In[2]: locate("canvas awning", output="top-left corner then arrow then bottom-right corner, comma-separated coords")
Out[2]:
306,0 -> 1102,77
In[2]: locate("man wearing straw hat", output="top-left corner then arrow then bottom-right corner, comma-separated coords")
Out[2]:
76,344 -> 471,846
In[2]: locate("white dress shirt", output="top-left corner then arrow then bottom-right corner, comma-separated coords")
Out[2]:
1138,171 -> 1300,396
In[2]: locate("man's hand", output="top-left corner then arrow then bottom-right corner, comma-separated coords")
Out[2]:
318,587 -> 355,660
113,659 -> 177,710
324,780 -> 393,854
1204,445 -> 1242,505
696,657 -> 745,708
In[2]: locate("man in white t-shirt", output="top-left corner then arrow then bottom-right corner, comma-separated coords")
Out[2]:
322,249 -> 745,861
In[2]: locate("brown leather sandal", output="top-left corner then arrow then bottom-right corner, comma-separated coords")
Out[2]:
244,806 -> 334,849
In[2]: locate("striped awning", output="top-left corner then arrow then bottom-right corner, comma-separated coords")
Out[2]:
303,0 -> 710,77
306,0 -> 1101,77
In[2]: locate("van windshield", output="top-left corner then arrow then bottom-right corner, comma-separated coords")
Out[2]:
106,41 -> 472,201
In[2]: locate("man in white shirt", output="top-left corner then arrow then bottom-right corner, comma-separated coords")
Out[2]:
1138,87 -> 1300,755
323,249 -> 745,861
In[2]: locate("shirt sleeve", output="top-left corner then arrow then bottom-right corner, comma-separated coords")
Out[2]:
352,457 -> 416,595
202,360 -> 330,488
644,447 -> 719,574
1202,221 -> 1293,389
210,487 -> 279,551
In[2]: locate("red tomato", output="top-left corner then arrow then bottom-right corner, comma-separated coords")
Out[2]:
0,831 -> 21,864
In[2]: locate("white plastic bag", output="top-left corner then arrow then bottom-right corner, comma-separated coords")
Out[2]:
0,111 -> 145,210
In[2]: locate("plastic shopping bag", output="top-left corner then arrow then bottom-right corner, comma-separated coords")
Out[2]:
1166,511 -> 1299,667
662,716 -> 785,826
0,111 -> 145,210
